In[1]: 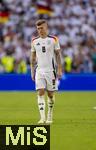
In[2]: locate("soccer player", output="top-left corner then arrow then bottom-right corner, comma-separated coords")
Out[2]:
30,19 -> 62,124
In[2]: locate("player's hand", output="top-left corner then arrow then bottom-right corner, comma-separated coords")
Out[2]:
32,75 -> 35,81
31,71 -> 35,81
57,67 -> 62,80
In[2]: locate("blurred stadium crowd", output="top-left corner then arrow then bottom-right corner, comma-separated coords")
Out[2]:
0,0 -> 96,74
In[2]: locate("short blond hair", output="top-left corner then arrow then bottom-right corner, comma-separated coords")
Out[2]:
35,19 -> 47,26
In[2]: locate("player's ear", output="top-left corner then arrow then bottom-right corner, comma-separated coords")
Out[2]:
46,22 -> 48,26
44,22 -> 48,28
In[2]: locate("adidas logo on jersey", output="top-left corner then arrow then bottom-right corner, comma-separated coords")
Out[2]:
36,43 -> 40,45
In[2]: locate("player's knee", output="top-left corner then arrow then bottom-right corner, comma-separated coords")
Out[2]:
47,92 -> 53,99
38,89 -> 45,96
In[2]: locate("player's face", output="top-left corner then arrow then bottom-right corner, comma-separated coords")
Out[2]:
36,23 -> 48,38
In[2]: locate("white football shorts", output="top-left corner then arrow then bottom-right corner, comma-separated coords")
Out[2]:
35,70 -> 58,91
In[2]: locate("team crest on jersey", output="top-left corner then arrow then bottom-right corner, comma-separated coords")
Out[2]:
36,42 -> 40,45
47,40 -> 51,45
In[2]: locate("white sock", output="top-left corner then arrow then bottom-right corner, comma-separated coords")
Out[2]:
38,95 -> 45,121
47,96 -> 55,121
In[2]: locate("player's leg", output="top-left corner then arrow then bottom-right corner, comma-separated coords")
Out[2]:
46,91 -> 55,124
45,71 -> 57,124
37,89 -> 46,123
35,71 -> 46,123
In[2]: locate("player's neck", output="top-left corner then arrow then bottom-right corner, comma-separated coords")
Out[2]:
40,34 -> 48,39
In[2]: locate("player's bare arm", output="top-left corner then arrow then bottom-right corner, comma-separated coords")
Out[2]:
30,51 -> 36,81
55,49 -> 62,79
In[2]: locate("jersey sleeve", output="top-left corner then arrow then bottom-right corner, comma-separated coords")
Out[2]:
54,37 -> 60,51
31,40 -> 36,52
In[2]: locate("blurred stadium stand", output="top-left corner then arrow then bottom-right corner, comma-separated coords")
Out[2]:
0,0 -> 96,74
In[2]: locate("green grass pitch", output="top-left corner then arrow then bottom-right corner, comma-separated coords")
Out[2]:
0,92 -> 96,150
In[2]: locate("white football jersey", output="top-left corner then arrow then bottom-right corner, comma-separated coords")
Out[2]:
31,35 -> 60,72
